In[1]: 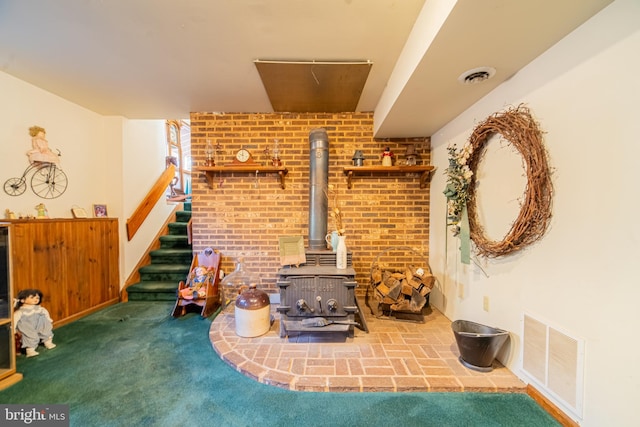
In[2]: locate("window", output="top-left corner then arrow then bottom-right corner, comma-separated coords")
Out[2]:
165,120 -> 191,194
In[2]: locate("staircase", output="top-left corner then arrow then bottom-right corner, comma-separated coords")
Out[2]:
126,202 -> 193,301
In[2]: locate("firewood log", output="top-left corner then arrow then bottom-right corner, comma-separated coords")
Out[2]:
401,280 -> 413,296
410,288 -> 426,311
387,281 -> 402,300
376,282 -> 390,296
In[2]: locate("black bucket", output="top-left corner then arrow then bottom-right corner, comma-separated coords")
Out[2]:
451,320 -> 509,372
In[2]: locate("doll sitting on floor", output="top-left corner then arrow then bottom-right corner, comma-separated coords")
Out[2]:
179,266 -> 213,300
14,288 -> 56,357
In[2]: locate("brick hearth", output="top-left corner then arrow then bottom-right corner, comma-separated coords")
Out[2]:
209,300 -> 526,393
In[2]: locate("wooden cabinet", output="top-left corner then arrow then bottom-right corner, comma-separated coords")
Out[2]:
9,218 -> 120,327
0,223 -> 22,390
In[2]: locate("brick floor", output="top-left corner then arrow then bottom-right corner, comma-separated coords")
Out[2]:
209,299 -> 526,393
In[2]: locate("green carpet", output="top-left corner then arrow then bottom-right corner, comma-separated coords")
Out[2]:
0,302 -> 560,427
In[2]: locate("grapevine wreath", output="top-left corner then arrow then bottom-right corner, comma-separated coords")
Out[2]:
461,104 -> 553,258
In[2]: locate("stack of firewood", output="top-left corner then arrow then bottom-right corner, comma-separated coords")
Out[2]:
370,263 -> 435,313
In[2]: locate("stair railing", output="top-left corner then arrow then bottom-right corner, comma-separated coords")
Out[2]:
126,164 -> 176,241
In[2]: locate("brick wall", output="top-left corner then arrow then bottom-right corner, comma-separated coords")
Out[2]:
190,112 -> 432,295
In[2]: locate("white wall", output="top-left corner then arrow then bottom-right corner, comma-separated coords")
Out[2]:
429,1 -> 639,425
0,71 -> 173,289
121,119 -> 176,278
0,72 -> 109,217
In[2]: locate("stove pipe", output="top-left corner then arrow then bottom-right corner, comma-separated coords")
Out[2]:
308,128 -> 329,250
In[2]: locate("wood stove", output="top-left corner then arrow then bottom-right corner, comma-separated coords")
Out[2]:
277,251 -> 367,337
276,128 -> 367,338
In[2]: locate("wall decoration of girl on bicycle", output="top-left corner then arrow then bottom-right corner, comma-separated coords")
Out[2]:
3,125 -> 68,199
27,125 -> 60,164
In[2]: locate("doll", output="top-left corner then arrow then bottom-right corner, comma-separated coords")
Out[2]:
381,147 -> 394,166
14,288 -> 56,357
180,266 -> 211,300
26,126 -> 59,164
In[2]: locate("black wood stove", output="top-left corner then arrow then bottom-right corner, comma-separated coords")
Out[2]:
277,251 -> 368,337
276,129 -> 367,338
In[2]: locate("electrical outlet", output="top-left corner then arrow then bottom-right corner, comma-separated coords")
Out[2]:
483,296 -> 490,312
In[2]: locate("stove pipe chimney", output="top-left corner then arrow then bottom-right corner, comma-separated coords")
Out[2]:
308,128 -> 329,250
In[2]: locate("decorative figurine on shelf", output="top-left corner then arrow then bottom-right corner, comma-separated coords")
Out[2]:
404,144 -> 418,166
381,147 -> 394,166
179,266 -> 212,300
271,138 -> 282,167
5,209 -> 16,219
214,141 -> 222,167
205,140 -> 215,166
352,150 -> 365,167
27,126 -> 59,164
14,288 -> 56,357
262,146 -> 271,164
35,203 -> 48,219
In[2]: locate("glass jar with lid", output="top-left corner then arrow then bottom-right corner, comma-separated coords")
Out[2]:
219,256 -> 259,305
220,256 -> 271,337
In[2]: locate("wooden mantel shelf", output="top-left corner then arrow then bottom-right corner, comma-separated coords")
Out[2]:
198,166 -> 289,189
343,165 -> 435,189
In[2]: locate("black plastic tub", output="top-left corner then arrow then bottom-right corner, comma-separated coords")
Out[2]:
451,320 -> 509,372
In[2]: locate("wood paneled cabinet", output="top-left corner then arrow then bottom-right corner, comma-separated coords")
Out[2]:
0,223 -> 22,390
10,218 -> 120,327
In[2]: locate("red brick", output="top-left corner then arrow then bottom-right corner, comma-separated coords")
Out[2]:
190,112 -> 432,295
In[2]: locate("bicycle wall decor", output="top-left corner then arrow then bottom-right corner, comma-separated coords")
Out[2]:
4,159 -> 68,199
3,126 -> 69,199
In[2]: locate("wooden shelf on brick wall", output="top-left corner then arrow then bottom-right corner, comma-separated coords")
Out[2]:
343,165 -> 435,189
198,166 -> 289,189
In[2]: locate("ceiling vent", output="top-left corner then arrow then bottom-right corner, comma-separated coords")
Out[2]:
458,67 -> 496,85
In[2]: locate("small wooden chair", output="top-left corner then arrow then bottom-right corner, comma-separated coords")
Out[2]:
171,247 -> 221,318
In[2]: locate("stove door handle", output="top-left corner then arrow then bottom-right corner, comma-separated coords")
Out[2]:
296,299 -> 314,313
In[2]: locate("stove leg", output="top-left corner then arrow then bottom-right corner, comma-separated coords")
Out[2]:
279,318 -> 286,338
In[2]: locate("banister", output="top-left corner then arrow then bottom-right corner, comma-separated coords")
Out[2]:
126,164 -> 176,241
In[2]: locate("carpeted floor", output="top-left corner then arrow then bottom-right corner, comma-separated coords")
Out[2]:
0,302 -> 560,427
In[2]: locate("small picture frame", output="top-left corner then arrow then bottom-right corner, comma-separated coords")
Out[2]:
93,204 -> 108,218
71,207 -> 88,218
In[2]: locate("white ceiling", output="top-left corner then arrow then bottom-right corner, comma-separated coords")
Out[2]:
0,0 -> 613,138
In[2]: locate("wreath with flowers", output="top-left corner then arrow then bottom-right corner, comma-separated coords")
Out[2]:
444,105 -> 553,259
444,143 -> 473,237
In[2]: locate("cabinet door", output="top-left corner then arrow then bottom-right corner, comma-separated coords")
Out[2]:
0,223 -> 19,386
11,222 -> 67,320
0,225 -> 9,322
0,324 -> 13,375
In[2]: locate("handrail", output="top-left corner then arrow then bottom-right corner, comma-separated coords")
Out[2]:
126,164 -> 176,241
